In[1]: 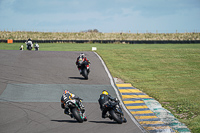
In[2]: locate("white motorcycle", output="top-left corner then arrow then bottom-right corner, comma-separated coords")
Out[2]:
25,41 -> 33,50
34,43 -> 39,51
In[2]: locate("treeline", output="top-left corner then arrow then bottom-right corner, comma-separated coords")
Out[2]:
0,31 -> 199,41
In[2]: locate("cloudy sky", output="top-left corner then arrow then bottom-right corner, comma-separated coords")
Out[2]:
0,0 -> 200,33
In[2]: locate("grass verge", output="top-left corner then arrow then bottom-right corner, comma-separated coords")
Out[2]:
0,43 -> 200,132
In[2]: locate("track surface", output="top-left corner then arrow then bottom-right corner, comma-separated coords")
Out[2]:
0,50 -> 143,133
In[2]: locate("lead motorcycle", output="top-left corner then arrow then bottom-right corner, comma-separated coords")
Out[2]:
25,41 -> 33,50
65,97 -> 87,123
105,100 -> 127,124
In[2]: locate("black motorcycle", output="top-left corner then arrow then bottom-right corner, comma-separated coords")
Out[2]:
65,97 -> 86,123
80,61 -> 90,80
105,100 -> 127,124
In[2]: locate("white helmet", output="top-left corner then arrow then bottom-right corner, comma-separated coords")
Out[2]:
80,53 -> 85,57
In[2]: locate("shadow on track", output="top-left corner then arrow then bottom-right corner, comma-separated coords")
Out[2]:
68,77 -> 86,80
51,120 -> 118,124
89,121 -> 118,124
51,119 -> 79,123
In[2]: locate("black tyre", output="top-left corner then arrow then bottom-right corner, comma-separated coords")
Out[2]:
27,45 -> 32,50
109,109 -> 123,124
71,108 -> 83,123
82,68 -> 88,80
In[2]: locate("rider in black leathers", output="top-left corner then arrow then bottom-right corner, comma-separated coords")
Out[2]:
98,90 -> 127,123
98,90 -> 118,118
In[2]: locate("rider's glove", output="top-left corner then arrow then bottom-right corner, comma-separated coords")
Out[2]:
114,98 -> 118,102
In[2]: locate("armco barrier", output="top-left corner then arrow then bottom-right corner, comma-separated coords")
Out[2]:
0,40 -> 200,44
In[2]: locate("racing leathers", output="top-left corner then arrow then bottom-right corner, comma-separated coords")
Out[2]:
76,55 -> 90,74
25,38 -> 33,49
98,93 -> 118,118
34,43 -> 39,51
60,90 -> 86,120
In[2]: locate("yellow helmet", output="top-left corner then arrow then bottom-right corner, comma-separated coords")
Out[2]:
102,90 -> 109,95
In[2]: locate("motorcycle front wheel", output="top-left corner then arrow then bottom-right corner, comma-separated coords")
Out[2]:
109,109 -> 123,124
71,107 -> 84,123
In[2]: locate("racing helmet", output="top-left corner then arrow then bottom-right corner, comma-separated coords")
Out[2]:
80,53 -> 85,58
102,90 -> 109,95
64,90 -> 70,94
63,90 -> 72,97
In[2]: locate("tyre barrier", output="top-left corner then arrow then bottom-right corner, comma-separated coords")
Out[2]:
1,40 -> 200,44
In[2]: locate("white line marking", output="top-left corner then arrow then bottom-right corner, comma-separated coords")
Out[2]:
94,52 -> 147,133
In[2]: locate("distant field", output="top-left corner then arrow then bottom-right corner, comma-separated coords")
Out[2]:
0,43 -> 200,132
0,31 -> 200,41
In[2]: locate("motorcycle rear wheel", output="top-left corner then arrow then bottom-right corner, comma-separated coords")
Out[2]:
82,68 -> 88,80
27,45 -> 32,50
109,109 -> 123,124
71,108 -> 84,123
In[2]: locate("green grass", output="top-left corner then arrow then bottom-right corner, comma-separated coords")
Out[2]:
1,43 -> 200,132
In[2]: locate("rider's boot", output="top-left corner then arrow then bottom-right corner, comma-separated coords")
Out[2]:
108,115 -> 113,120
64,108 -> 73,118
102,114 -> 108,118
69,114 -> 73,118
123,117 -> 127,123
64,108 -> 69,115
79,69 -> 82,74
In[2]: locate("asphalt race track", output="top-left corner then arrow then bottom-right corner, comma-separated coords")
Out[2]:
0,50 -> 143,133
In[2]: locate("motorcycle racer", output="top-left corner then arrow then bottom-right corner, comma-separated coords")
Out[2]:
34,42 -> 39,51
98,90 -> 127,123
98,90 -> 118,118
25,38 -> 33,50
19,45 -> 23,51
61,90 -> 87,121
27,38 -> 33,45
76,53 -> 90,74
